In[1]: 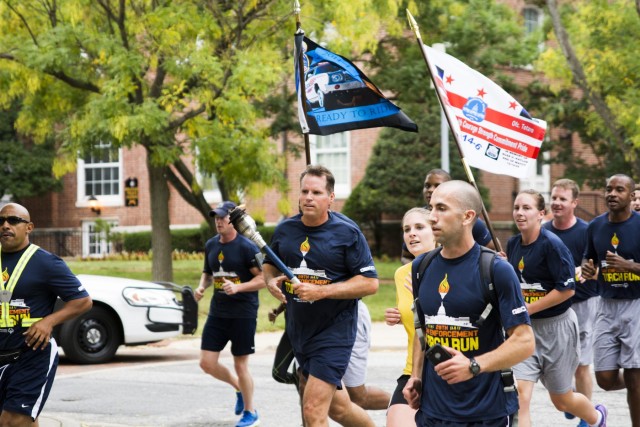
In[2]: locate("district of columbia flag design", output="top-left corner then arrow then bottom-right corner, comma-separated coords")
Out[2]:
421,44 -> 547,178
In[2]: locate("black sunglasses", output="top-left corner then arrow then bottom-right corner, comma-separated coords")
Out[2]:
0,216 -> 30,226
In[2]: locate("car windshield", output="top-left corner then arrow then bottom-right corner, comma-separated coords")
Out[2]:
314,63 -> 341,74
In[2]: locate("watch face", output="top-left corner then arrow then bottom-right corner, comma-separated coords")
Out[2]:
470,359 -> 480,375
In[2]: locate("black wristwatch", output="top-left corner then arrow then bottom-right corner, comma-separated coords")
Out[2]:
469,357 -> 481,377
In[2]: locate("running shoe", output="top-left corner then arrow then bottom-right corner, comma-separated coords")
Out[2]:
577,420 -> 588,427
595,403 -> 608,427
565,411 -> 576,420
236,410 -> 260,427
235,391 -> 244,415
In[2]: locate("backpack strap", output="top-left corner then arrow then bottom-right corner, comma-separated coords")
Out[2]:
411,247 -> 442,351
477,247 -> 498,326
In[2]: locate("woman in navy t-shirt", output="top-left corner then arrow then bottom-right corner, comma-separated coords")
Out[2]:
507,190 -> 607,427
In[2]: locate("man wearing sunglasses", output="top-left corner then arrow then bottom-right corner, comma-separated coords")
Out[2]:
0,203 -> 93,426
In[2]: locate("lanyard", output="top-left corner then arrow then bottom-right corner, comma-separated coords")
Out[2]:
0,244 -> 39,328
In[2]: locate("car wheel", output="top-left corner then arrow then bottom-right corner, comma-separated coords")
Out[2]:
59,306 -> 122,364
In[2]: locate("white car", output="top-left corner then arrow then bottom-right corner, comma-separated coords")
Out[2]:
53,275 -> 198,364
305,61 -> 369,110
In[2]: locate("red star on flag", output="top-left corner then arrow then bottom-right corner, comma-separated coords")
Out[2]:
476,88 -> 487,98
445,75 -> 454,84
509,101 -> 518,110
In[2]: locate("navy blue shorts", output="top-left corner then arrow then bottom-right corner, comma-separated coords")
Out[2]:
416,412 -> 515,427
296,343 -> 352,389
0,340 -> 59,421
201,316 -> 256,356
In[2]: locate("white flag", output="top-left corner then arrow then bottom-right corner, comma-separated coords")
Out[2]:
422,45 -> 546,178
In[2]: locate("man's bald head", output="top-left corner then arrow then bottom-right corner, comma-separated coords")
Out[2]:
0,203 -> 31,221
431,180 -> 482,220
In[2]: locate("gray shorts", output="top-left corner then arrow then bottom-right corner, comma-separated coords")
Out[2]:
594,298 -> 640,371
513,309 -> 579,394
343,300 -> 371,387
572,297 -> 599,366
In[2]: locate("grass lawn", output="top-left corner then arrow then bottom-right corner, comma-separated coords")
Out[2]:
66,258 -> 401,334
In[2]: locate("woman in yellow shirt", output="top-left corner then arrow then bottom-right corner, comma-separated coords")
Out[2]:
385,207 -> 436,427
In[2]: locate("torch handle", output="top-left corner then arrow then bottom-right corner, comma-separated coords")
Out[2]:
262,245 -> 301,284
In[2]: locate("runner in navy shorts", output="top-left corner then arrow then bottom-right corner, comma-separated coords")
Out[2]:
0,341 -> 58,419
201,316 -> 257,356
0,203 -> 92,426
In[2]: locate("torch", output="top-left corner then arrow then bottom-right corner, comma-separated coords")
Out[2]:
228,206 -> 300,284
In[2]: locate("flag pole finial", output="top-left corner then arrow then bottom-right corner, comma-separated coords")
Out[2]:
406,9 -> 421,40
294,0 -> 303,33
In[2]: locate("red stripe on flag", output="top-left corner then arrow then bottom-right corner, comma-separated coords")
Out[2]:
443,89 -> 545,140
456,116 -> 541,159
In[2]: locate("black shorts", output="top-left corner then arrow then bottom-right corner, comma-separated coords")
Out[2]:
201,316 -> 256,356
0,340 -> 59,421
417,412 -> 515,427
389,374 -> 410,406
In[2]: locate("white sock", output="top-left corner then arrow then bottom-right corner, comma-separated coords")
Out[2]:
589,410 -> 603,427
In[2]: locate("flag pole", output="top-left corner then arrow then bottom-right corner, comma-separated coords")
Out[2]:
406,10 -> 503,252
294,0 -> 312,165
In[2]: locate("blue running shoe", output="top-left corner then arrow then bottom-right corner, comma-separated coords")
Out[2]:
595,403 -> 608,427
577,420 -> 588,427
565,412 -> 576,420
235,391 -> 244,416
236,410 -> 260,427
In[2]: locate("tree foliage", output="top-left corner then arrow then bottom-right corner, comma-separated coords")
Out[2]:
344,0 -> 537,237
0,101 -> 61,201
0,0 -> 404,279
535,0 -> 640,185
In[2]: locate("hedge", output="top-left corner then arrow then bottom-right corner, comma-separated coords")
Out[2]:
122,224 -> 277,253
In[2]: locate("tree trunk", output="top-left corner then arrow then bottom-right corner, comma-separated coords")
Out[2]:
147,153 -> 173,282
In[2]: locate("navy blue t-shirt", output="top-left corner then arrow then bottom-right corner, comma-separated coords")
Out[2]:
543,219 -> 599,302
203,234 -> 261,319
265,212 -> 377,354
506,228 -> 575,319
584,213 -> 640,299
0,245 -> 89,350
416,244 -> 529,422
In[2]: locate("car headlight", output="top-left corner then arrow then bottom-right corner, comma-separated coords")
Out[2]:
330,73 -> 344,83
123,288 -> 176,307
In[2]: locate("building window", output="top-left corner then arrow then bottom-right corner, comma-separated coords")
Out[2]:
523,6 -> 543,36
82,220 -> 117,258
77,142 -> 123,207
310,132 -> 351,199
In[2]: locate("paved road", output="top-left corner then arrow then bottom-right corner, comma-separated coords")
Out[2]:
41,323 -> 631,426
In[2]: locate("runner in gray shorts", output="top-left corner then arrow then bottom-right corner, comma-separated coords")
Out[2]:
343,300 -> 390,410
593,298 -> 640,371
573,298 -> 599,366
514,309 -> 579,394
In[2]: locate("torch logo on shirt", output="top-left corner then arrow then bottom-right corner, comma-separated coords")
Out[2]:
1,268 -> 7,283
300,237 -> 310,268
611,233 -> 619,254
218,251 -> 224,263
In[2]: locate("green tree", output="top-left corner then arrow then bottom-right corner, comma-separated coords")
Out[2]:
535,0 -> 640,184
0,100 -> 61,201
344,0 -> 537,242
0,0 -> 403,280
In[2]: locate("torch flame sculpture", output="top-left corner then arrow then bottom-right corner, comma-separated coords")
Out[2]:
228,206 -> 301,284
